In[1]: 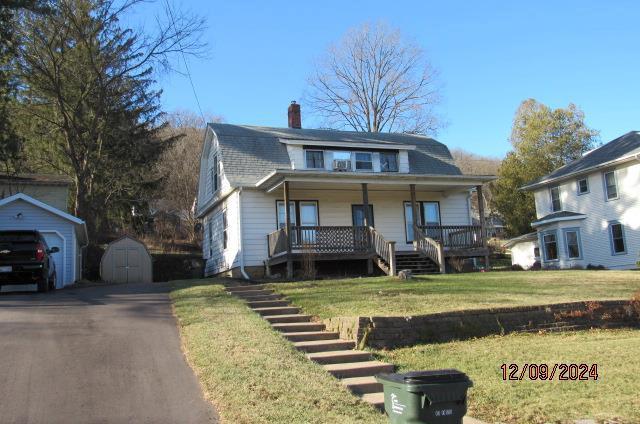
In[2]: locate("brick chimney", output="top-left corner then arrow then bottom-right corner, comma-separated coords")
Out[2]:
288,101 -> 301,129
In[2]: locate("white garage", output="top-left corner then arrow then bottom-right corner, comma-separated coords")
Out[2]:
0,193 -> 88,287
100,235 -> 153,283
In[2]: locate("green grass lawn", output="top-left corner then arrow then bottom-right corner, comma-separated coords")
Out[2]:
267,270 -> 640,318
169,279 -> 386,424
376,329 -> 640,423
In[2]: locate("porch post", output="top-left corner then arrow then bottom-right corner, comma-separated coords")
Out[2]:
362,183 -> 374,274
476,184 -> 490,270
388,241 -> 397,276
284,180 -> 293,278
410,184 -> 421,240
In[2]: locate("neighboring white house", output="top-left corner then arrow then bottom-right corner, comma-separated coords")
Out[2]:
504,232 -> 539,269
196,102 -> 495,279
521,131 -> 640,270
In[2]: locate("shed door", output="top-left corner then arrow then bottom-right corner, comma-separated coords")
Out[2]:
111,244 -> 144,283
42,232 -> 64,288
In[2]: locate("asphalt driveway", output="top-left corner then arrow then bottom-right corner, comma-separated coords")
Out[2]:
0,283 -> 218,424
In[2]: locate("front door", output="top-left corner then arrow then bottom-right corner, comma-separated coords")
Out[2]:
404,201 -> 441,242
276,201 -> 319,246
351,205 -> 374,227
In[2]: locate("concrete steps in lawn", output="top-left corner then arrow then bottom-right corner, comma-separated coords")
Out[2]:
293,339 -> 355,353
283,331 -> 340,342
226,284 -> 265,292
324,361 -> 395,378
252,306 -> 300,316
361,392 -> 385,409
246,299 -> 291,308
306,350 -> 372,365
241,293 -> 283,302
342,376 -> 383,395
264,314 -> 313,324
234,290 -> 275,299
272,322 -> 326,332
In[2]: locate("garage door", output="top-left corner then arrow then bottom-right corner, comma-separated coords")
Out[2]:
41,232 -> 64,288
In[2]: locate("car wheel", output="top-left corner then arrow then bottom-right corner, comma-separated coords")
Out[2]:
37,278 -> 49,293
48,272 -> 57,291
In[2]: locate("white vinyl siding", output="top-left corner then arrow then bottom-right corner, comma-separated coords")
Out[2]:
533,161 -> 640,269
202,191 -> 240,276
240,188 -> 471,267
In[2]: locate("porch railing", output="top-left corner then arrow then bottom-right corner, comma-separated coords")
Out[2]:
370,226 -> 396,275
419,225 -> 484,249
267,228 -> 288,257
413,225 -> 445,273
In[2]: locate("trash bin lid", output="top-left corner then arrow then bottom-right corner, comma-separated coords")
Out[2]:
378,369 -> 470,385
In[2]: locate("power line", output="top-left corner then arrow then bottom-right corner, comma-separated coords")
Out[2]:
164,0 -> 206,125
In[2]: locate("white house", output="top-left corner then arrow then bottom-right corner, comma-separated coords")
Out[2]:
521,131 -> 640,270
504,232 -> 539,269
196,102 -> 494,279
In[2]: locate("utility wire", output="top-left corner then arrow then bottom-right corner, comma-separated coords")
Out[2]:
164,0 -> 206,125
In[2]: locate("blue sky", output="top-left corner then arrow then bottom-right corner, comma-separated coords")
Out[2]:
134,1 -> 639,157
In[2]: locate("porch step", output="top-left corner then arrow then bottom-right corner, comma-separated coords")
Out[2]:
226,285 -> 265,292
246,299 -> 290,308
234,290 -> 275,298
395,252 -> 440,275
241,293 -> 283,301
282,331 -> 339,342
294,339 -> 355,353
272,322 -> 325,332
323,361 -> 395,378
341,376 -> 383,394
264,314 -> 312,324
307,349 -> 372,365
361,392 -> 385,409
252,306 -> 300,316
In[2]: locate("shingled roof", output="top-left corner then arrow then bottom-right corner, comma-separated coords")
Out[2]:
522,131 -> 640,190
209,124 -> 462,186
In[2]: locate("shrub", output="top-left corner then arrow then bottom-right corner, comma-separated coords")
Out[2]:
510,264 -> 524,271
586,264 -> 607,270
570,263 -> 585,270
631,290 -> 640,319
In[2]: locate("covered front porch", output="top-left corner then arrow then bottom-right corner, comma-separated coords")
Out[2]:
255,170 -> 493,277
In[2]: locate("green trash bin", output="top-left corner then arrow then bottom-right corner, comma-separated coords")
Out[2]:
376,369 -> 473,424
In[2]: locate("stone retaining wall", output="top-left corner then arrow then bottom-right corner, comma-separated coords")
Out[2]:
323,300 -> 639,349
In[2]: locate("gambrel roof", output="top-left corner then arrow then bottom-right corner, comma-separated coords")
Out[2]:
209,124 -> 462,186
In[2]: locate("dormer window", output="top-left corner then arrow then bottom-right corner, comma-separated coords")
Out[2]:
305,150 -> 324,169
355,152 -> 373,171
380,152 -> 398,172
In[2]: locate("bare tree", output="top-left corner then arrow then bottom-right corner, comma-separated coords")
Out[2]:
306,22 -> 441,134
154,110 -> 222,243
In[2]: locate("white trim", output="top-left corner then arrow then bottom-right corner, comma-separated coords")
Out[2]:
236,189 -> 249,280
279,139 -> 416,150
531,214 -> 587,228
39,229 -> 65,287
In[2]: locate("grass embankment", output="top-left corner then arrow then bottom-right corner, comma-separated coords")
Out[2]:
268,270 -> 640,318
377,329 -> 640,423
170,279 -> 386,424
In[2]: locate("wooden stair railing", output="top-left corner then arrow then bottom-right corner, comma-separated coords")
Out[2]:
413,225 -> 445,274
369,227 -> 396,276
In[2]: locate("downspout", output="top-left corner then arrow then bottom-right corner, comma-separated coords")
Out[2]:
236,188 -> 250,280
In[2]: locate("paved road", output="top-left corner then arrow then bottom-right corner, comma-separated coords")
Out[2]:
0,283 -> 218,424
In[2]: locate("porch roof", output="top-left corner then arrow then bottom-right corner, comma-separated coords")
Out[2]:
255,169 -> 495,193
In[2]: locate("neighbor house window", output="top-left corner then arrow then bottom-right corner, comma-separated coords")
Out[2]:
563,229 -> 582,259
222,210 -> 228,249
542,232 -> 558,261
604,171 -> 618,200
609,222 -> 626,254
355,152 -> 373,171
211,154 -> 219,194
550,186 -> 561,212
577,178 -> 589,195
305,150 -> 324,169
380,152 -> 399,172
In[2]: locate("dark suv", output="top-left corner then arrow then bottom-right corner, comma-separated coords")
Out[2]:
0,230 -> 59,292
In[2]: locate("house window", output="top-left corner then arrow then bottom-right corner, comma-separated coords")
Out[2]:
609,222 -> 626,254
563,229 -> 581,259
550,186 -> 561,212
276,201 -> 319,229
577,178 -> 589,195
380,152 -> 398,172
604,171 -> 618,200
534,247 -> 540,258
211,154 -> 219,194
222,210 -> 228,250
403,201 -> 441,242
542,232 -> 558,261
208,220 -> 213,258
305,150 -> 324,169
355,152 -> 373,171
332,151 -> 352,171
352,204 -> 375,227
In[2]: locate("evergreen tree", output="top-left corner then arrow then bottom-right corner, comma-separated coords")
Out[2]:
493,99 -> 599,236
